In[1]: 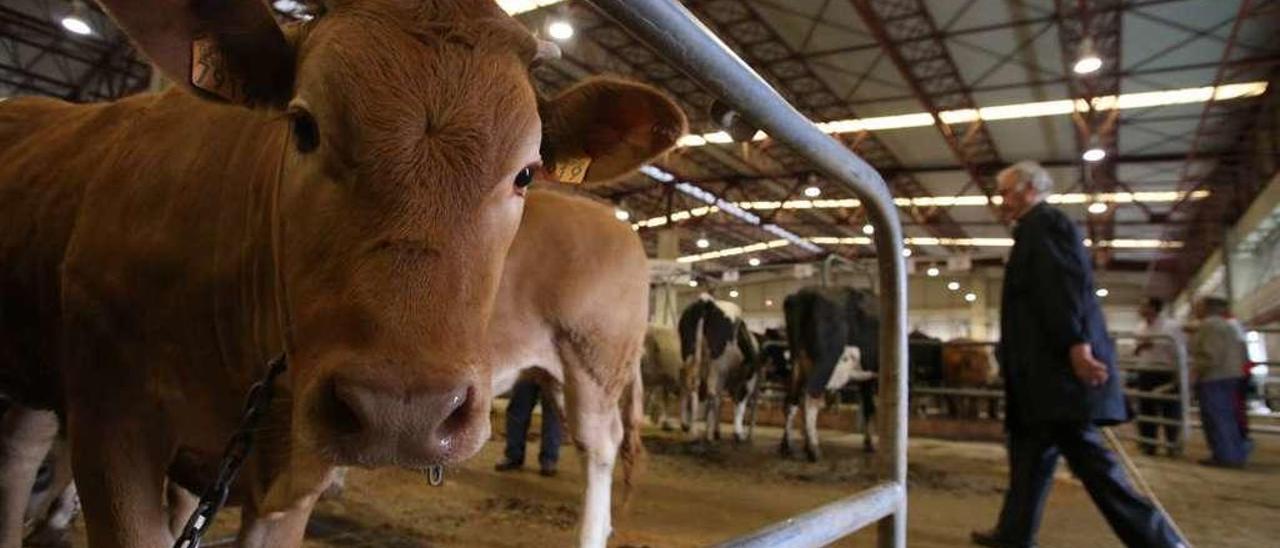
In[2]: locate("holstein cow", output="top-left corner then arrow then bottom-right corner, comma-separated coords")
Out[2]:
782,287 -> 880,461
640,325 -> 684,430
0,1 -> 682,547
677,297 -> 761,442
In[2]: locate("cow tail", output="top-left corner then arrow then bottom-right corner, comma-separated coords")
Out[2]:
619,354 -> 646,511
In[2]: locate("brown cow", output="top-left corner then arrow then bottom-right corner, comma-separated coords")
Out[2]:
0,1 -> 681,547
640,325 -> 683,430
940,339 -> 1000,419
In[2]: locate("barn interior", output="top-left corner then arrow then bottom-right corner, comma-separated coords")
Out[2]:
2,0 -> 1279,546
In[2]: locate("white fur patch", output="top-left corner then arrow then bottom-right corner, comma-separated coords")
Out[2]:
826,346 -> 875,390
713,300 -> 742,322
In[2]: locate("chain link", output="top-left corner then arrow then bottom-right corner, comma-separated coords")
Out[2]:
173,354 -> 287,548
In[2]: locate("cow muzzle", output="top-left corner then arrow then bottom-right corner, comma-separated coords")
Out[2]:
313,370 -> 489,468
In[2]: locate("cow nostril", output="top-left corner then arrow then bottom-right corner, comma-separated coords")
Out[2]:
439,385 -> 475,436
326,380 -> 367,436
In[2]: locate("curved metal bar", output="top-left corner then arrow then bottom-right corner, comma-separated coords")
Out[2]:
584,1 -> 908,546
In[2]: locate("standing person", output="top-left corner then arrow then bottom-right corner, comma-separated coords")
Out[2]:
495,376 -> 562,477
971,161 -> 1184,548
1189,297 -> 1251,468
1133,297 -> 1186,456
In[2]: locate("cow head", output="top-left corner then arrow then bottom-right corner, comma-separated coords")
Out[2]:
102,0 -> 684,471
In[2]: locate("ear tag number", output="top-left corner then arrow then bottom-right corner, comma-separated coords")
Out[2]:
553,156 -> 592,184
190,38 -> 246,104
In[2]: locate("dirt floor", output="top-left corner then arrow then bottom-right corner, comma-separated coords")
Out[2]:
67,415 -> 1280,547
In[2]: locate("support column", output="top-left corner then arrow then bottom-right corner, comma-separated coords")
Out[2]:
652,229 -> 681,328
968,275 -> 989,341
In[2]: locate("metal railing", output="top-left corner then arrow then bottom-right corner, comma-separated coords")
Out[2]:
584,1 -> 909,546
1112,332 -> 1192,454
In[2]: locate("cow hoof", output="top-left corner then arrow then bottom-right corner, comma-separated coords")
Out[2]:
713,431 -> 721,441
779,443 -> 793,457
681,423 -> 692,433
863,441 -> 876,454
805,448 -> 821,463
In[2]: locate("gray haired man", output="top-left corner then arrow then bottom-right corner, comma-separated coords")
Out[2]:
973,162 -> 1184,548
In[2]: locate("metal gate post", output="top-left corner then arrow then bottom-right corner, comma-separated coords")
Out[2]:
585,1 -> 908,546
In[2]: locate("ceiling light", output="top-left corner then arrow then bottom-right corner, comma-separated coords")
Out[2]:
748,257 -> 761,267
964,292 -> 977,302
1087,202 -> 1108,215
674,81 -> 1268,148
614,208 -> 630,221
902,248 -> 913,257
729,289 -> 740,298
862,224 -> 875,235
1095,288 -> 1109,298
636,189 -> 1211,229
926,266 -> 940,277
688,279 -> 699,288
498,0 -> 566,15
803,186 -> 821,198
765,299 -> 774,307
1073,38 -> 1103,75
1082,135 -> 1107,162
547,19 -> 574,41
947,281 -> 960,291
695,233 -> 710,249
60,1 -> 92,36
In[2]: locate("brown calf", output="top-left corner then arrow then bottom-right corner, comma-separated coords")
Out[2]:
0,1 -> 681,546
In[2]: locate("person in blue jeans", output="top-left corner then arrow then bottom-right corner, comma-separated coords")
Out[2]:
1189,297 -> 1252,468
495,377 -> 562,476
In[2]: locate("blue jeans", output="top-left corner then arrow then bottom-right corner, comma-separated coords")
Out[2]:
1196,378 -> 1249,465
504,379 -> 562,468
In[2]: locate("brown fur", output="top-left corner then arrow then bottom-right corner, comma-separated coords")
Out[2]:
0,1 -> 683,546
941,339 -> 998,419
487,188 -> 652,516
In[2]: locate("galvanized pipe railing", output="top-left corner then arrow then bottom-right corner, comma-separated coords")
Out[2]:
584,1 -> 908,546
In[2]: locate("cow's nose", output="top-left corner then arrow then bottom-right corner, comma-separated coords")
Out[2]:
323,373 -> 481,466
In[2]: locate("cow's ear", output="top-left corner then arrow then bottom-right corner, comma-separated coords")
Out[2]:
540,77 -> 687,185
97,0 -> 295,108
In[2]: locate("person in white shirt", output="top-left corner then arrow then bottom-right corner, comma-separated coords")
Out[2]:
1133,298 -> 1186,456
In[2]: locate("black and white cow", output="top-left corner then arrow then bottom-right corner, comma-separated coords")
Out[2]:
781,287 -> 880,461
677,296 -> 760,442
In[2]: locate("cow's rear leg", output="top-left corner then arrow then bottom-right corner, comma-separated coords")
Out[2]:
0,404 -> 58,548
562,369 -> 625,548
802,395 -> 822,462
780,403 -> 798,457
731,376 -> 757,443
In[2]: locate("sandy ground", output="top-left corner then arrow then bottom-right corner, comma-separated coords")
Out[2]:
64,415 -> 1279,547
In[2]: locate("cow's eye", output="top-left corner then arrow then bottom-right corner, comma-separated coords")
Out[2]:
290,109 -> 320,153
514,166 -> 535,194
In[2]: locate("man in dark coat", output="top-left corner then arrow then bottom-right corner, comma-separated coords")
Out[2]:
971,161 -> 1185,548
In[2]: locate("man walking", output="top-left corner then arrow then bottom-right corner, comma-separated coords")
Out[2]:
972,161 -> 1184,548
1133,297 -> 1185,456
1189,296 -> 1251,468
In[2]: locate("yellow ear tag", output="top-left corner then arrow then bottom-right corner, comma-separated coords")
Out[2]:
552,156 -> 592,184
190,38 -> 246,104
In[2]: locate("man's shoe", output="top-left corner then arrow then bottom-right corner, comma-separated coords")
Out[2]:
971,529 -> 1033,548
494,460 -> 523,472
539,466 -> 558,477
1197,458 -> 1244,469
